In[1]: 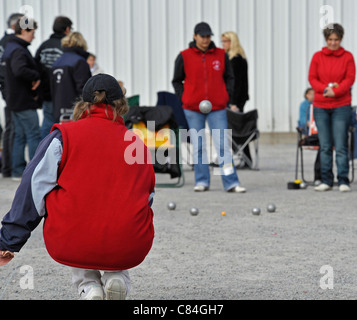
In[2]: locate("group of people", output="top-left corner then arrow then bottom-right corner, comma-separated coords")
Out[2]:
0,17 -> 355,301
0,14 -> 103,180
173,21 -> 355,194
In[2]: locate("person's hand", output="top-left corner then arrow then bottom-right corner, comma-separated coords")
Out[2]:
323,87 -> 335,98
32,80 -> 41,91
0,251 -> 14,266
230,105 -> 239,112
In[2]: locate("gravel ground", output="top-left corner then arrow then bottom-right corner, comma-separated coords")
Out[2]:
0,142 -> 356,300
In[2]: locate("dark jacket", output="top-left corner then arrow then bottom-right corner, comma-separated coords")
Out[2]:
35,33 -> 66,101
1,35 -> 41,112
230,54 -> 249,108
51,46 -> 91,123
172,41 -> 234,112
0,31 -> 14,99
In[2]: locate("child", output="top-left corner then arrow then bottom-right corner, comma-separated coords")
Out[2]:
298,87 -> 321,184
298,88 -> 315,134
0,74 -> 156,300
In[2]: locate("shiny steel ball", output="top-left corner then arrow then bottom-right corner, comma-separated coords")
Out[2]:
190,207 -> 199,216
167,202 -> 176,210
267,204 -> 276,213
199,100 -> 212,114
300,182 -> 307,189
252,207 -> 261,216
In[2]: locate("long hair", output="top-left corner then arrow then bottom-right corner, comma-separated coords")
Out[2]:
73,90 -> 129,122
221,31 -> 247,60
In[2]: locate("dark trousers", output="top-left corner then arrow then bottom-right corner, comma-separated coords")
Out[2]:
2,106 -> 14,177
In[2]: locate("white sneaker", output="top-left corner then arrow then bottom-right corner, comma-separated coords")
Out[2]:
228,186 -> 247,193
194,185 -> 209,192
80,285 -> 104,300
104,277 -> 127,300
314,183 -> 332,192
339,184 -> 351,192
314,180 -> 322,186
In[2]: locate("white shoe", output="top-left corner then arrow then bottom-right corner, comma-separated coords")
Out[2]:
314,180 -> 322,186
104,277 -> 127,300
339,184 -> 351,192
80,285 -> 104,300
314,183 -> 332,192
194,185 -> 209,192
228,186 -> 247,193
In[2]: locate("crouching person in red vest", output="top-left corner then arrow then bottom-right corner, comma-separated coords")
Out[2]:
0,74 -> 155,300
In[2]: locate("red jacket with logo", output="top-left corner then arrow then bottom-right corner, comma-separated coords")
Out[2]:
44,105 -> 155,270
172,42 -> 233,112
309,47 -> 356,109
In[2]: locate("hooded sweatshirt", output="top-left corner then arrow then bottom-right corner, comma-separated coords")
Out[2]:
309,46 -> 356,109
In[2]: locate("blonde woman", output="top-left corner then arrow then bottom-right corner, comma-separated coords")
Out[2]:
221,31 -> 249,112
50,32 -> 92,123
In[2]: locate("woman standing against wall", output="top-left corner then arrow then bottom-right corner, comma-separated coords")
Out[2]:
309,23 -> 356,192
221,31 -> 251,168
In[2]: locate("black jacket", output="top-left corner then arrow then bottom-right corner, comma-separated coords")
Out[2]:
51,46 -> 91,123
1,35 -> 41,112
0,31 -> 16,99
229,54 -> 249,108
35,33 -> 66,101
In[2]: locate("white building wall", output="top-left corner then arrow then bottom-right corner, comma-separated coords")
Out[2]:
1,0 -> 357,132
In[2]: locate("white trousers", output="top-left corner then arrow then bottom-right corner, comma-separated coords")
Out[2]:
71,268 -> 131,295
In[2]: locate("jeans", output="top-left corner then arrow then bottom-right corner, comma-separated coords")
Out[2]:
11,109 -> 41,178
351,107 -> 357,159
183,109 -> 241,190
1,107 -> 14,177
313,105 -> 351,186
41,100 -> 55,139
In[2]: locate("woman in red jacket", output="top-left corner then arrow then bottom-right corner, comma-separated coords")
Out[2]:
308,23 -> 356,192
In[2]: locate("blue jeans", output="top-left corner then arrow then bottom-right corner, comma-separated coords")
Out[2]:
313,106 -> 351,186
351,107 -> 357,159
41,100 -> 55,139
11,109 -> 41,178
183,109 -> 241,190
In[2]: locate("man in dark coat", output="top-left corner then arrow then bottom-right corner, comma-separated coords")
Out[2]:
35,16 -> 73,139
0,13 -> 24,178
1,17 -> 42,180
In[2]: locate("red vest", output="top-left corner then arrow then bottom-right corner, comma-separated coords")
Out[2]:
181,46 -> 229,112
44,105 -> 155,270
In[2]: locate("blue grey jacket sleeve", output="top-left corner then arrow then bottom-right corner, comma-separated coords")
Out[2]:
0,129 -> 63,252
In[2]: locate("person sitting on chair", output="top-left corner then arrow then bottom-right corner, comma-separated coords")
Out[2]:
298,88 -> 321,185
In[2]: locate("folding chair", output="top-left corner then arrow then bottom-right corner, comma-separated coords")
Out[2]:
156,91 -> 193,167
226,109 -> 260,170
125,105 -> 184,188
295,104 -> 354,184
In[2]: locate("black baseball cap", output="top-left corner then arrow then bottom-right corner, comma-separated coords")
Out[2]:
82,74 -> 124,105
194,22 -> 213,36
